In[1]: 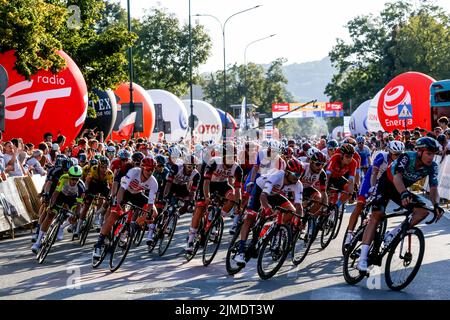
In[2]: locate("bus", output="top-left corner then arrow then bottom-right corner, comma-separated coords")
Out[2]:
430,79 -> 450,129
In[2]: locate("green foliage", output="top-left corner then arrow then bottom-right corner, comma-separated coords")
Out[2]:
201,58 -> 292,115
132,8 -> 212,97
325,0 -> 450,114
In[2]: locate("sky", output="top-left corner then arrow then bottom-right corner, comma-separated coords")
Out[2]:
119,0 -> 450,73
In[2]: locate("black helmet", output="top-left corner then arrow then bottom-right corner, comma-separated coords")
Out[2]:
437,134 -> 447,144
99,156 -> 110,167
89,159 -> 98,166
340,144 -> 355,155
61,158 -> 74,171
155,155 -> 167,166
55,154 -> 67,167
415,137 -> 440,152
78,153 -> 87,163
132,152 -> 145,163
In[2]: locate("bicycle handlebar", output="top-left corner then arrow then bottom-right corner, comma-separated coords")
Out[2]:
393,202 -> 438,224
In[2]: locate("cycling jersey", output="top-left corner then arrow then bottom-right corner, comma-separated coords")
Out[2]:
204,157 -> 243,187
356,145 -> 372,167
387,151 -> 439,188
256,170 -> 303,204
167,163 -> 200,191
87,165 -> 114,185
299,162 -> 327,191
55,174 -> 85,198
120,167 -> 158,204
326,154 -> 357,180
256,149 -> 286,175
111,158 -> 133,175
334,148 -> 361,170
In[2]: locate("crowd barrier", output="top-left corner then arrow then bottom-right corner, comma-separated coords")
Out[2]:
0,175 -> 45,238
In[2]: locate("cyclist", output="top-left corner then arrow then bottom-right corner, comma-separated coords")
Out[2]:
92,157 -> 158,260
355,136 -> 372,179
153,154 -> 170,213
356,137 -> 445,272
110,149 -> 133,198
105,146 -> 116,162
326,144 -> 357,208
344,140 -> 405,247
322,139 -> 338,161
233,158 -> 304,267
185,143 -> 243,253
74,156 -> 114,238
32,165 -> 85,253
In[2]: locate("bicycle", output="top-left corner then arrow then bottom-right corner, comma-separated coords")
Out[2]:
147,197 -> 187,256
78,194 -> 107,247
290,199 -> 335,266
327,186 -> 350,240
36,205 -> 75,264
343,202 -> 437,291
185,192 -> 228,267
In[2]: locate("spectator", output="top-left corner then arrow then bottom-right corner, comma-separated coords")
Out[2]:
43,132 -> 53,144
38,142 -> 52,168
25,150 -> 47,176
2,141 -> 25,177
50,143 -> 60,162
71,138 -> 87,157
438,116 -> 449,131
434,126 -> 443,136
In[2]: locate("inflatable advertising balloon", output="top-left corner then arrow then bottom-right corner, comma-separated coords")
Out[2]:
367,89 -> 384,133
331,126 -> 344,140
181,99 -> 222,143
377,72 -> 435,132
111,82 -> 155,141
147,89 -> 188,143
82,88 -> 118,138
216,108 -> 237,138
349,100 -> 370,136
0,50 -> 87,146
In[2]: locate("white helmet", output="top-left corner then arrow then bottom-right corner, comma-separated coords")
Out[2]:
387,141 -> 405,153
269,140 -> 282,153
168,146 -> 183,159
306,147 -> 320,159
261,139 -> 270,149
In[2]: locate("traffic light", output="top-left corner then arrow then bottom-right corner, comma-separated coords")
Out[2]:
0,65 -> 8,132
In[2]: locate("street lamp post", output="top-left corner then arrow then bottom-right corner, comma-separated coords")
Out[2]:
194,4 -> 261,142
127,0 -> 134,136
243,34 -> 276,132
189,0 -> 194,145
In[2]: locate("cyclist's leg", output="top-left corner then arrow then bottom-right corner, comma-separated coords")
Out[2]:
304,187 -> 322,215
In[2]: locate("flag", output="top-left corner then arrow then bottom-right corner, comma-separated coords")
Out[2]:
117,112 -> 136,137
239,96 -> 246,130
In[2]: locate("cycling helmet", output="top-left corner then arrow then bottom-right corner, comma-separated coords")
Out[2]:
70,157 -> 79,166
184,154 -> 198,166
437,134 -> 447,144
132,152 -> 145,163
61,158 -> 73,171
311,151 -> 327,164
302,142 -> 312,152
326,139 -> 338,149
106,146 -> 116,154
155,155 -> 167,166
343,137 -> 357,146
286,158 -> 303,176
55,154 -> 67,167
68,165 -> 82,178
168,146 -> 183,159
288,139 -> 296,146
99,156 -> 110,167
283,147 -> 294,157
141,157 -> 156,170
261,139 -> 270,149
269,140 -> 282,153
340,144 -> 355,155
89,159 -> 98,166
415,137 -> 440,152
78,153 -> 87,163
356,136 -> 365,144
387,141 -> 405,153
118,149 -> 131,160
93,154 -> 102,160
306,147 -> 320,159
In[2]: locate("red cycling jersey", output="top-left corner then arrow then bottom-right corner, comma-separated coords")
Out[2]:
334,148 -> 361,168
326,154 -> 357,178
111,158 -> 133,175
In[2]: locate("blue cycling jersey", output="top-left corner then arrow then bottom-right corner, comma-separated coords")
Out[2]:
388,151 -> 439,188
357,145 -> 372,167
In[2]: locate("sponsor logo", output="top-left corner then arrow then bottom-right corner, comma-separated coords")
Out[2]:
197,124 -> 220,135
272,103 -> 290,112
382,85 -> 411,117
179,112 -> 188,130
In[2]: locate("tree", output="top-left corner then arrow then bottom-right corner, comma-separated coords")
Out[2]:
201,58 -> 293,116
0,0 -> 137,118
132,8 -> 212,97
325,0 -> 450,114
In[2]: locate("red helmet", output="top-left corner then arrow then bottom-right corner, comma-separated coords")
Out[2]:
286,158 -> 303,176
311,151 -> 327,164
141,157 -> 156,170
302,142 -> 312,152
340,144 -> 355,155
283,147 -> 294,157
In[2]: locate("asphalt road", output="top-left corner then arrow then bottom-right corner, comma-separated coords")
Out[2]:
1,201 -> 450,300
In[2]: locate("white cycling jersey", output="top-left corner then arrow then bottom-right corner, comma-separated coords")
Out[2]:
256,149 -> 286,175
256,170 -> 303,204
120,167 -> 158,204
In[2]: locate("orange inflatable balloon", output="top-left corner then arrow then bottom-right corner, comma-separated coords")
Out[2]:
111,82 -> 155,141
0,50 -> 87,147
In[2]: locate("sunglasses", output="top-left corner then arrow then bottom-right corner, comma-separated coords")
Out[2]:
141,166 -> 153,171
343,154 -> 353,158
312,161 -> 325,166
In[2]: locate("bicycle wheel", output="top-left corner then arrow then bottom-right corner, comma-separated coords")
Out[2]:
342,227 -> 366,285
321,208 -> 338,249
80,207 -> 95,247
92,241 -> 108,268
158,213 -> 178,257
225,225 -> 245,275
257,225 -> 292,280
332,204 -> 345,239
185,219 -> 203,262
292,216 -> 316,266
202,215 -> 224,266
38,219 -> 61,264
109,223 -> 134,272
385,227 -> 425,291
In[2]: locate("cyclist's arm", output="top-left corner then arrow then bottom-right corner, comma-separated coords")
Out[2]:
260,192 -> 271,210
429,186 -> 440,207
392,172 -> 407,195
116,186 -> 126,207
370,167 -> 379,187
